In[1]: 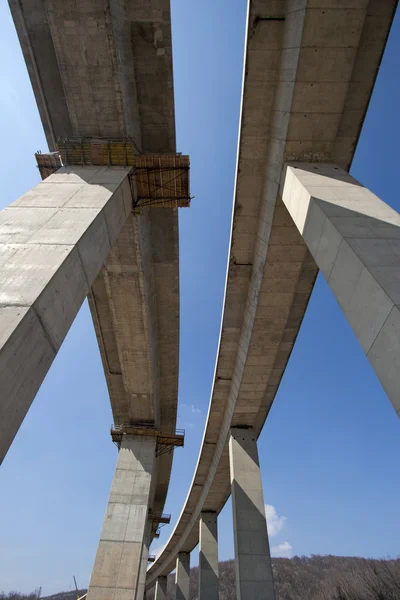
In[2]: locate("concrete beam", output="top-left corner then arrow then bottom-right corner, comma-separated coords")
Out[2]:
198,512 -> 218,600
87,434 -> 157,600
175,552 -> 190,600
281,163 -> 400,417
229,427 -> 275,600
154,576 -> 168,600
0,166 -> 131,463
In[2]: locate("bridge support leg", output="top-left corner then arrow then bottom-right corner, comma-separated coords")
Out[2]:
281,163 -> 400,417
0,165 -> 132,463
87,434 -> 156,600
135,521 -> 152,600
229,427 -> 275,600
175,552 -> 190,600
155,576 -> 168,600
198,511 -> 219,600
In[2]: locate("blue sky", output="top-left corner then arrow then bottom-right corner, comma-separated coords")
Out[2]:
0,0 -> 400,594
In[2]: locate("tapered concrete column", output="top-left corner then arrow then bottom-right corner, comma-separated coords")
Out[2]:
0,165 -> 132,463
198,512 -> 218,600
175,552 -> 190,600
155,576 -> 168,600
229,427 -> 275,600
281,163 -> 400,417
135,521 -> 152,600
87,434 -> 156,600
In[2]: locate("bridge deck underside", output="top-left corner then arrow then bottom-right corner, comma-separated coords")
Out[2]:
9,0 -> 180,518
147,0 -> 397,585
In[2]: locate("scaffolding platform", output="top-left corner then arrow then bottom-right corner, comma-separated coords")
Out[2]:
110,423 -> 184,456
35,151 -> 62,179
35,138 -> 191,209
149,512 -> 171,538
150,513 -> 171,525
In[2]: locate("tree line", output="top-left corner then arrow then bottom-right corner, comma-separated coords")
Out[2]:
146,555 -> 400,600
3,556 -> 400,600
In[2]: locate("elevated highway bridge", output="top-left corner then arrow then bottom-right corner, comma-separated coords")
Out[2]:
146,2 -> 399,597
1,1 -> 399,600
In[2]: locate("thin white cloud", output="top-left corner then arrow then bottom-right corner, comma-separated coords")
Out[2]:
150,542 -> 165,559
265,504 -> 287,537
181,403 -> 203,414
271,540 -> 294,558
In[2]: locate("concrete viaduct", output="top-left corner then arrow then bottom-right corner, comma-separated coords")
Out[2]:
1,1 -> 398,600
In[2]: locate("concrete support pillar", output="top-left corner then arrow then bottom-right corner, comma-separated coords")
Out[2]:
155,576 -> 168,600
0,165 -> 132,462
281,163 -> 400,417
87,434 -> 156,600
135,521 -> 152,600
198,512 -> 219,600
229,427 -> 275,600
175,552 -> 190,600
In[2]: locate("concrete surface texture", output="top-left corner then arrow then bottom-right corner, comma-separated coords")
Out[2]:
146,0 -> 397,588
229,428 -> 275,600
175,553 -> 190,600
0,165 -> 130,464
8,0 -> 180,522
8,0 -> 176,152
154,576 -> 168,600
136,522 -> 153,600
5,0 -> 399,597
87,435 -> 157,600
281,163 -> 400,416
198,512 -> 219,600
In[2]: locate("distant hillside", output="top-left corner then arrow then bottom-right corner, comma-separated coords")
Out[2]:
146,555 -> 400,600
3,556 -> 400,600
0,591 -> 86,600
42,592 -> 87,600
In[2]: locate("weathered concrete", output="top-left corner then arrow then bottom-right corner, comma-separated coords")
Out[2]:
7,0 -> 398,595
9,0 -> 180,522
8,0 -> 176,152
281,163 -> 400,416
229,427 -> 275,600
146,0 -> 397,588
136,522 -> 152,600
198,512 -> 218,600
0,166 -> 131,463
175,553 -> 190,600
87,434 -> 156,600
155,576 -> 168,600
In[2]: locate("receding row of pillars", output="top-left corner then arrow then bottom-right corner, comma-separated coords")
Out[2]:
153,426 -> 275,600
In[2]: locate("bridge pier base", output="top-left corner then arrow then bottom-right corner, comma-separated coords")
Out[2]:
154,576 -> 168,600
198,511 -> 219,600
229,427 -> 275,600
87,434 -> 156,600
175,552 -> 190,600
281,163 -> 400,417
